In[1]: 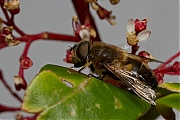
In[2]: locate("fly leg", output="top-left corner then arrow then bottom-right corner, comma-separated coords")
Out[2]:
88,74 -> 99,79
78,61 -> 92,72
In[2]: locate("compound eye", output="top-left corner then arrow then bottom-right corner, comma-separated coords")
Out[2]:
73,41 -> 90,67
76,41 -> 90,60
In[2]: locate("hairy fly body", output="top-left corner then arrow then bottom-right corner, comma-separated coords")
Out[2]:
71,40 -> 159,105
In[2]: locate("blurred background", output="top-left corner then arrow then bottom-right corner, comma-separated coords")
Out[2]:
0,0 -> 179,119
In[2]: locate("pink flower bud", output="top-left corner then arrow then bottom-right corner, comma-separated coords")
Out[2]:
155,72 -> 164,84
135,18 -> 149,34
138,51 -> 150,58
20,57 -> 33,69
138,51 -> 155,63
63,49 -> 73,63
172,61 -> 180,73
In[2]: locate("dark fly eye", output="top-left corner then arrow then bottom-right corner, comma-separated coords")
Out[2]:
72,41 -> 90,67
76,41 -> 90,60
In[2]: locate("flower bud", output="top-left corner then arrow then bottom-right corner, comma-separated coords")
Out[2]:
155,73 -> 164,84
138,51 -> 155,63
14,75 -> 27,91
172,61 -> 180,73
138,51 -> 150,58
63,49 -> 73,63
90,2 -> 116,25
3,0 -> 20,11
8,7 -> 20,15
135,18 -> 149,34
20,57 -> 33,69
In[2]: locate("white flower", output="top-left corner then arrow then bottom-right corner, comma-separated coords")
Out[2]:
126,19 -> 151,45
137,30 -> 151,42
79,29 -> 90,41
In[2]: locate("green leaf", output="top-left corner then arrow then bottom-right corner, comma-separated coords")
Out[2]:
156,103 -> 175,120
156,93 -> 180,110
22,64 -> 150,120
139,106 -> 160,120
158,83 -> 180,92
155,87 -> 175,99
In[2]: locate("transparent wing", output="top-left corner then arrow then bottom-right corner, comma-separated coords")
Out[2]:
128,53 -> 164,64
104,64 -> 156,105
118,44 -> 130,52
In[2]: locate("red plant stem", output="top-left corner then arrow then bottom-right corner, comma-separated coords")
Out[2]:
156,51 -> 180,69
18,65 -> 25,81
71,0 -> 88,25
71,0 -> 101,42
4,19 -> 26,36
11,14 -> 14,21
154,66 -> 174,74
20,41 -> 31,59
131,44 -> 139,54
0,70 -> 23,103
16,32 -> 80,42
12,24 -> 26,36
1,33 -> 79,50
1,6 -> 25,36
2,19 -> 26,36
0,104 -> 21,113
47,33 -> 79,42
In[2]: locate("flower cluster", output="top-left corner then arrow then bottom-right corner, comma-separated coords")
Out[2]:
3,0 -> 20,14
87,0 -> 116,25
153,52 -> 180,83
0,20 -> 19,46
126,18 -> 180,84
72,16 -> 96,41
126,18 -> 154,61
126,19 -> 150,46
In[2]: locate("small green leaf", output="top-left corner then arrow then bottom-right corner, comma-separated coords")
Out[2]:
155,87 -> 175,99
158,83 -> 180,92
156,103 -> 175,120
156,93 -> 180,110
22,64 -> 150,119
139,106 -> 160,120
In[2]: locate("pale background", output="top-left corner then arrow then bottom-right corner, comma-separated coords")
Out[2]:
0,0 -> 179,119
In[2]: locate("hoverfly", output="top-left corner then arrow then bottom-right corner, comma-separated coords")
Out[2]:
70,40 -> 161,105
